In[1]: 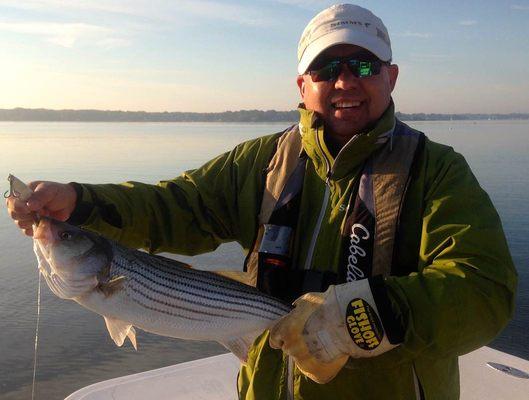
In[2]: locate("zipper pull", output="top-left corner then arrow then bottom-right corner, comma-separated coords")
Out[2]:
325,173 -> 331,187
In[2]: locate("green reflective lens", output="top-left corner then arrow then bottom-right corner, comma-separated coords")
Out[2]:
358,61 -> 373,77
308,58 -> 383,82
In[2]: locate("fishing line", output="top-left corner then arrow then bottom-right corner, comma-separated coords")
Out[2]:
5,175 -> 41,399
31,270 -> 42,400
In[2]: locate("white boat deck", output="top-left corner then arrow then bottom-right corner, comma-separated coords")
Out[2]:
65,346 -> 529,400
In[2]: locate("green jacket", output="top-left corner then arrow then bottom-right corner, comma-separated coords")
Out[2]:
71,106 -> 517,399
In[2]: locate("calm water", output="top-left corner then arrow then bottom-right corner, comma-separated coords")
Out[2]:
0,121 -> 528,399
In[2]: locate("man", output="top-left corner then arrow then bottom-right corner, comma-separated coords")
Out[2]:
6,4 -> 516,399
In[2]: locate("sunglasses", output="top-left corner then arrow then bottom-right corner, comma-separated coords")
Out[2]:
308,57 -> 387,82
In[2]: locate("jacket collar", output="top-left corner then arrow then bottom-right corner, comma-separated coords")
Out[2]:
298,102 -> 396,181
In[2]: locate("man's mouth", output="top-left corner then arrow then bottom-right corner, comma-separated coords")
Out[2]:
332,101 -> 362,109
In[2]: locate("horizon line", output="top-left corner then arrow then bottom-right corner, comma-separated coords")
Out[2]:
2,107 -> 529,116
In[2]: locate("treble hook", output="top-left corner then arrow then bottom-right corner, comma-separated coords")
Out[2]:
4,174 -> 33,201
4,175 -> 19,199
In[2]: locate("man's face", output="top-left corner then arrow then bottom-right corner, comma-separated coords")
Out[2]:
297,44 -> 399,145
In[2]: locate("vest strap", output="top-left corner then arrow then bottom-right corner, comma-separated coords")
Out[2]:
371,121 -> 422,277
259,125 -> 303,224
244,125 -> 302,287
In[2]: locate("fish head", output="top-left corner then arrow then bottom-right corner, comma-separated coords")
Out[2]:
34,217 -> 112,298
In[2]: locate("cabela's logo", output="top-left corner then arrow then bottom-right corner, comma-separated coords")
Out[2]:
346,223 -> 369,281
345,298 -> 383,350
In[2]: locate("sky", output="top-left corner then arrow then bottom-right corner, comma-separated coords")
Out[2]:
1,0 -> 528,114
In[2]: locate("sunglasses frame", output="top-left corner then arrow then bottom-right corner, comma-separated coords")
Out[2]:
308,57 -> 388,82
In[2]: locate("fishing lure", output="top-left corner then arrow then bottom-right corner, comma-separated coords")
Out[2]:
5,174 -> 34,201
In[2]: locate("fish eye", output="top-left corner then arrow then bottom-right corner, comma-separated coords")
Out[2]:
59,231 -> 73,241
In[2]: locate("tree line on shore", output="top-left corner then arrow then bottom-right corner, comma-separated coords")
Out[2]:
1,108 -> 527,122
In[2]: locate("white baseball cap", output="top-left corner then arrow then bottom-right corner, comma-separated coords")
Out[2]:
297,4 -> 392,75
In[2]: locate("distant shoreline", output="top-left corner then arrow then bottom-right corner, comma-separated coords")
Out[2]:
0,108 -> 528,122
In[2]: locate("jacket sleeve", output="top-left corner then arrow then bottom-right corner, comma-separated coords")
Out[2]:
384,146 -> 517,360
68,135 -> 277,255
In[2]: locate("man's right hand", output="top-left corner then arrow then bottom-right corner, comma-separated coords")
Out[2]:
5,181 -> 77,236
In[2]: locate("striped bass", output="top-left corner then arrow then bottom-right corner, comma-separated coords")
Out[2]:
33,217 -> 292,361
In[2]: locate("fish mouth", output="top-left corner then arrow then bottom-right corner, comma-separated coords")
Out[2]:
33,217 -> 61,249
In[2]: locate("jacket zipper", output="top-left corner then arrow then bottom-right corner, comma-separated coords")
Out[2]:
287,356 -> 294,400
412,365 -> 425,400
303,128 -> 332,270
303,128 -> 361,270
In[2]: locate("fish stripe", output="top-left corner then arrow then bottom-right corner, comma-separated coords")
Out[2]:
127,284 -> 247,320
111,252 -> 291,314
127,286 -> 206,322
118,246 -> 288,304
117,260 -> 290,315
123,270 -> 287,319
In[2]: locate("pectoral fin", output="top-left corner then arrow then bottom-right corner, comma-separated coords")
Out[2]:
103,316 -> 138,350
98,276 -> 126,297
221,330 -> 261,363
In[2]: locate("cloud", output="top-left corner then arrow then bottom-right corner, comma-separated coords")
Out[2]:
395,31 -> 432,39
511,4 -> 529,10
173,0 -> 271,26
2,0 -> 274,27
459,20 -> 477,26
0,0 -> 144,16
0,21 -> 123,48
95,38 -> 132,49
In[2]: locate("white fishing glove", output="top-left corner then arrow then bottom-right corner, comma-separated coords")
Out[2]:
270,278 -> 401,383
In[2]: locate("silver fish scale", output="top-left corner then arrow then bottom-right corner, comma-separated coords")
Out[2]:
108,243 -> 292,323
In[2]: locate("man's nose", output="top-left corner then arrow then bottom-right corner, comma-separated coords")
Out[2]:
334,63 -> 360,90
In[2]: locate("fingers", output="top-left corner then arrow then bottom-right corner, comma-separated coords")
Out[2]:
269,291 -> 329,358
6,195 -> 29,215
271,315 -> 343,384
23,228 -> 34,236
6,194 -> 32,223
7,208 -> 32,221
6,204 -> 36,236
15,181 -> 76,219
34,181 -> 77,218
5,180 -> 76,237
28,181 -> 42,191
270,324 -> 308,360
269,298 -> 316,352
15,218 -> 34,230
269,315 -> 288,349
26,181 -> 59,212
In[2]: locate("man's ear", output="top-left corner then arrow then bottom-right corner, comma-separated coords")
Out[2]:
387,64 -> 399,92
297,75 -> 305,98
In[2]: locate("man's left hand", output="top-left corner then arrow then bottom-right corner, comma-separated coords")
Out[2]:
269,280 -> 399,383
